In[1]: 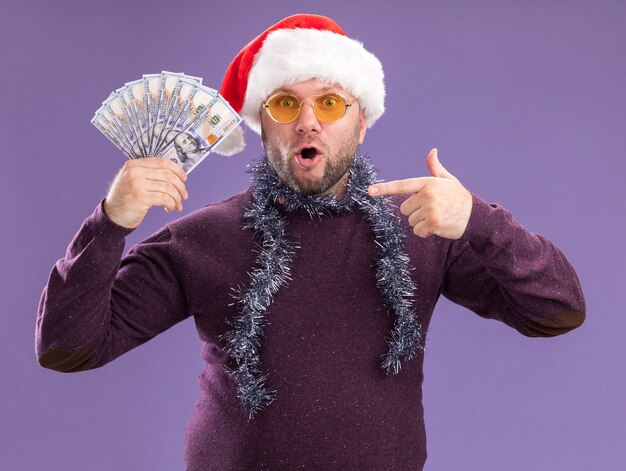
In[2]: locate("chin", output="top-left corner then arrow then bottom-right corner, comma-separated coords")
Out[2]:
292,181 -> 320,195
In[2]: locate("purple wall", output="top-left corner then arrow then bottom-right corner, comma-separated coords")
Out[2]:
2,0 -> 624,469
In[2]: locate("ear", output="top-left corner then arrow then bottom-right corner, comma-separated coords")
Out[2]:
358,110 -> 367,144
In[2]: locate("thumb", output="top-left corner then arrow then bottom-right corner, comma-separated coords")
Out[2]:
426,148 -> 454,179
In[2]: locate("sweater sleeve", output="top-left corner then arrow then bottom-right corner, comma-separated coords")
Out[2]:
442,194 -> 586,337
36,199 -> 190,372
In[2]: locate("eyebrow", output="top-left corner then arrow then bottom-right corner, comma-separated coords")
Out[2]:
277,85 -> 338,94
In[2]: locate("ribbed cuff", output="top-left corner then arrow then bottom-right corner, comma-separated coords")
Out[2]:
90,198 -> 136,240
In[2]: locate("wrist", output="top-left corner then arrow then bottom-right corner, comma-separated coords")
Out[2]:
102,198 -> 140,230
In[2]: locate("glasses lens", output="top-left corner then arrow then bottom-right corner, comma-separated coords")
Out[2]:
267,94 -> 300,122
313,93 -> 346,122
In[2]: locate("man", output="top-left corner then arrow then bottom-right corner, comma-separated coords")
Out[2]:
36,14 -> 585,471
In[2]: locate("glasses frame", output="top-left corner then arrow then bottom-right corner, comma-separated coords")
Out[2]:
262,92 -> 355,124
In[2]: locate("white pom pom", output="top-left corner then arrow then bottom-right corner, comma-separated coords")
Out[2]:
213,126 -> 246,156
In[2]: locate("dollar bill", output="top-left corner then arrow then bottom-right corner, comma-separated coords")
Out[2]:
158,90 -> 241,174
94,102 -> 136,158
100,92 -> 143,158
143,74 -> 161,155
91,109 -> 135,159
114,87 -> 145,157
124,79 -> 149,156
152,71 -> 203,155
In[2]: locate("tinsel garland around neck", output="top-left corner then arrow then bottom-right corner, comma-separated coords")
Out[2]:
219,154 -> 424,419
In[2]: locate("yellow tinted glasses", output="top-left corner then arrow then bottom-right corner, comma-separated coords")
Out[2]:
263,92 -> 354,123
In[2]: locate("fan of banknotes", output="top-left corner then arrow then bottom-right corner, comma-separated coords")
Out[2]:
91,71 -> 242,174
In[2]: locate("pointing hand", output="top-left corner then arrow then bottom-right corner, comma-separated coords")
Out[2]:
368,149 -> 472,239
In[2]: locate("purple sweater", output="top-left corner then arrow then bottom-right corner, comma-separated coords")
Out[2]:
36,189 -> 585,470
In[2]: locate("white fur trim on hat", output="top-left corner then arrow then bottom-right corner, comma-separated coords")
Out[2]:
213,125 -> 246,156
241,28 -> 385,134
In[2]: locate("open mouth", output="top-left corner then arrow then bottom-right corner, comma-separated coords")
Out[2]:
295,145 -> 322,169
300,147 -> 318,159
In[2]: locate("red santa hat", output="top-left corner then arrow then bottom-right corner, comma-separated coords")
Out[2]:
214,14 -> 386,156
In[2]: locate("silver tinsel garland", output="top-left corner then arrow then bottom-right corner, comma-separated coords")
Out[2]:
219,154 -> 424,419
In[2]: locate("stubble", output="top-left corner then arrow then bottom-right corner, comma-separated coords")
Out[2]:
261,125 -> 361,196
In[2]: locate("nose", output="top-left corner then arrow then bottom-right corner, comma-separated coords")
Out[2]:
295,100 -> 321,135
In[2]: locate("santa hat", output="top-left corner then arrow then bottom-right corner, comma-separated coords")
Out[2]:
214,14 -> 386,156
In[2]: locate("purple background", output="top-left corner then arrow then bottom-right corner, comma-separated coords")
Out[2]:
1,0 -> 624,469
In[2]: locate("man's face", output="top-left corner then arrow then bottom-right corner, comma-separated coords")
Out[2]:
175,133 -> 198,156
260,78 -> 367,197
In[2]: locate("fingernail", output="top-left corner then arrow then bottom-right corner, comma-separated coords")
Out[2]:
369,186 -> 379,195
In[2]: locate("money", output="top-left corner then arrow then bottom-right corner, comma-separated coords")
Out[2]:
92,71 -> 242,174
151,71 -> 202,156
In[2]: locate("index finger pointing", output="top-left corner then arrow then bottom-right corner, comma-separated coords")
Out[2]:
368,177 -> 430,196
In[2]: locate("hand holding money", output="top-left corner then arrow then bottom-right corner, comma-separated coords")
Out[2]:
104,158 -> 188,229
93,71 -> 243,228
